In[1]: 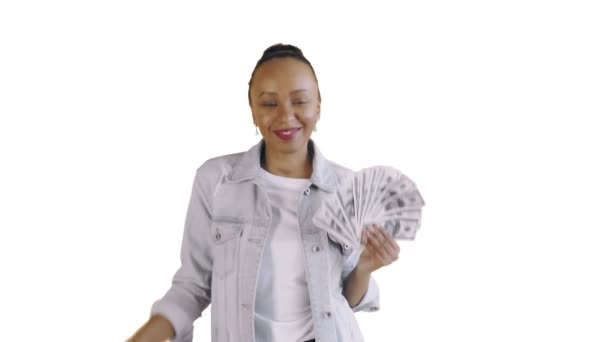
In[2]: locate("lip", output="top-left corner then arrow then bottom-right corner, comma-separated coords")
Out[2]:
273,127 -> 302,141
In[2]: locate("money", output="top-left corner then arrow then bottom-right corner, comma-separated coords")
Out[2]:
312,166 -> 425,248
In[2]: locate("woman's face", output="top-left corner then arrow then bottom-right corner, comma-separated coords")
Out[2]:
250,57 -> 320,156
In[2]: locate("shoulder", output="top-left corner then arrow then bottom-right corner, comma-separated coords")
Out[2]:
192,150 -> 245,188
197,151 -> 243,174
321,159 -> 356,192
327,160 -> 354,179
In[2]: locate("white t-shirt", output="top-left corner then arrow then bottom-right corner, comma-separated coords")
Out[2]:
254,168 -> 315,342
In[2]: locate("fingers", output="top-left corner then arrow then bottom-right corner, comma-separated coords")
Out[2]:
382,228 -> 400,253
366,224 -> 400,265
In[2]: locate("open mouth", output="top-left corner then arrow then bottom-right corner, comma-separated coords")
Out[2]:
274,127 -> 302,141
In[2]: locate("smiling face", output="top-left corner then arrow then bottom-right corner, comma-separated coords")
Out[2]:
249,57 -> 320,156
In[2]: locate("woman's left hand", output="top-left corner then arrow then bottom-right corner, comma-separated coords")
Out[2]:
357,224 -> 400,274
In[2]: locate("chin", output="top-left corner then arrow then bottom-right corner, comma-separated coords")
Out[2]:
268,135 -> 309,154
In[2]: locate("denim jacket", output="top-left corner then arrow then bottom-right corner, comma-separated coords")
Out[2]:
150,139 -> 381,342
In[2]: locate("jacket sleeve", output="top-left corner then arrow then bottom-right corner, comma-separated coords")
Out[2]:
341,247 -> 381,313
149,163 -> 216,342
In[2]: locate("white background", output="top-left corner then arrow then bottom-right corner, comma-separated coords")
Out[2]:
1,1 -> 607,341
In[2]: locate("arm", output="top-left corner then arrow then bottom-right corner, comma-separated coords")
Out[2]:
126,314 -> 174,342
340,243 -> 381,312
129,163 -> 218,341
343,265 -> 372,308
342,225 -> 401,311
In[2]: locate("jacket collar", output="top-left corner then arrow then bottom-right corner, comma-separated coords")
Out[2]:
227,139 -> 337,192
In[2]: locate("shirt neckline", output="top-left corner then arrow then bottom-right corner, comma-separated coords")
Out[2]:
259,167 -> 310,190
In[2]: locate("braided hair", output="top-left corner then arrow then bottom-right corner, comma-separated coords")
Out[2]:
248,43 -> 321,106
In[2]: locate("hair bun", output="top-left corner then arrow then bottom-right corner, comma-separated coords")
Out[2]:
262,43 -> 305,59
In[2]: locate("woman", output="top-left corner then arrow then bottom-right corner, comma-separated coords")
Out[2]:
128,44 -> 401,342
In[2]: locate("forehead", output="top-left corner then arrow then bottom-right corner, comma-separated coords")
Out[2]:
252,58 -> 317,93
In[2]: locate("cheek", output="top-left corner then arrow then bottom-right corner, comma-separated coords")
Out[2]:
299,107 -> 319,124
253,111 -> 273,126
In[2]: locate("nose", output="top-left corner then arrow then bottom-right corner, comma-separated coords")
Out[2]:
277,101 -> 295,119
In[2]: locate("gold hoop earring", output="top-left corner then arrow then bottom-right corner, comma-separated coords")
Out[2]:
255,126 -> 259,135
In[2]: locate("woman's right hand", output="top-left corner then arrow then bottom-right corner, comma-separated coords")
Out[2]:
126,314 -> 175,342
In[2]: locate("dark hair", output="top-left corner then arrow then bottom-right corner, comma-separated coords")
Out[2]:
248,43 -> 321,106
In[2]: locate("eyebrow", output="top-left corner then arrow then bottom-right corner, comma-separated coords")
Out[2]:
258,89 -> 309,97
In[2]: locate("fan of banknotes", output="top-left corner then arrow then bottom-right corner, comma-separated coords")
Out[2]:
312,166 -> 425,248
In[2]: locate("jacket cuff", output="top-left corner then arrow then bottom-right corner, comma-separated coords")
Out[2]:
150,299 -> 191,342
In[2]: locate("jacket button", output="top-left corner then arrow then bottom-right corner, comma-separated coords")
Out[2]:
304,187 -> 311,196
312,245 -> 321,252
342,243 -> 350,250
215,233 -> 222,240
322,311 -> 332,319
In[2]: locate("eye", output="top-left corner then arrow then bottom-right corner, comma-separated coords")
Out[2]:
293,100 -> 308,106
261,102 -> 277,107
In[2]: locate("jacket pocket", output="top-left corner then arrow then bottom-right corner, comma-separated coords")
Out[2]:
327,232 -> 355,257
212,222 -> 243,280
326,232 -> 353,275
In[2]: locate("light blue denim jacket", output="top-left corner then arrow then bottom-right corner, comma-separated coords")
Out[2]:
150,139 -> 380,342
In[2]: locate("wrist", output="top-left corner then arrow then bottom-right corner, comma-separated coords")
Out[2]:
354,264 -> 373,277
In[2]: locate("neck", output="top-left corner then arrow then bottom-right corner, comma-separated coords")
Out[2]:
261,142 -> 313,179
